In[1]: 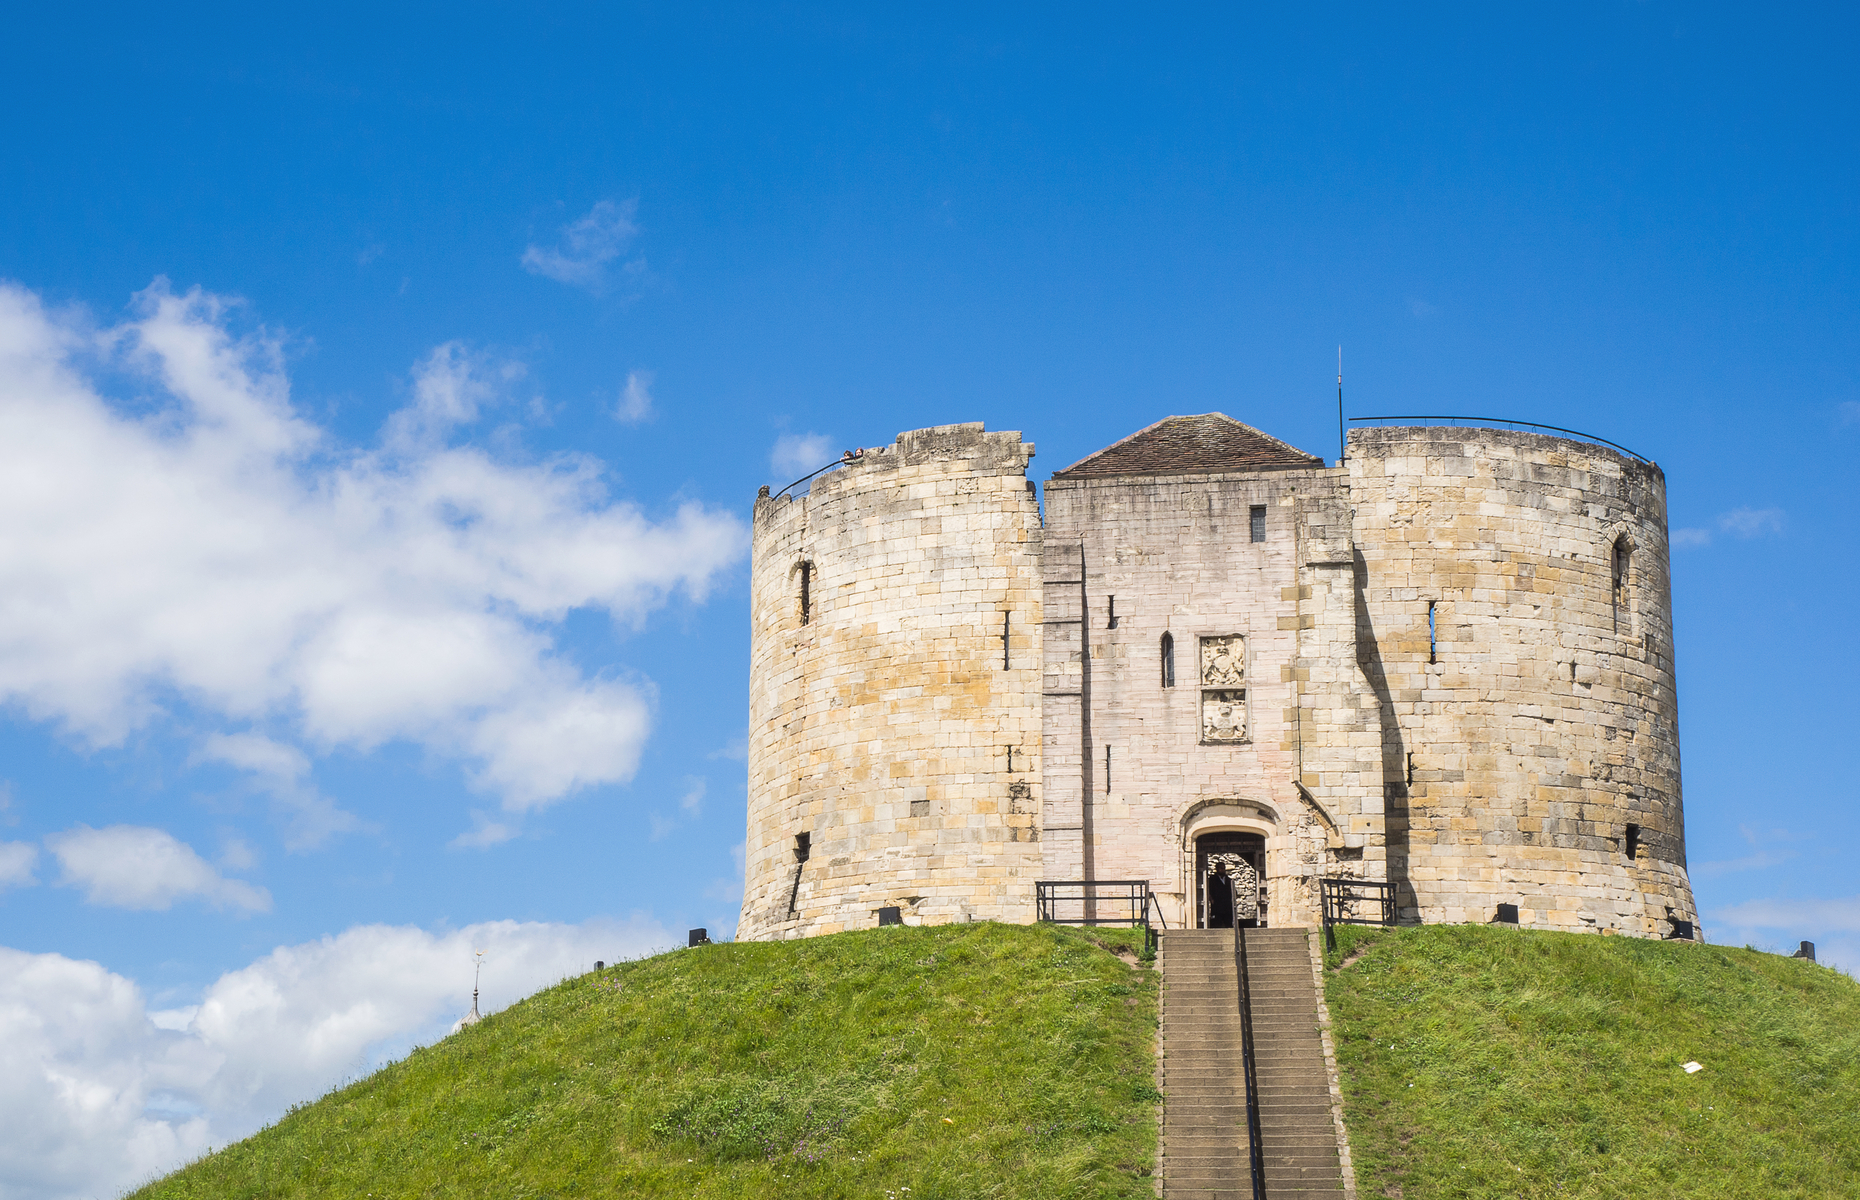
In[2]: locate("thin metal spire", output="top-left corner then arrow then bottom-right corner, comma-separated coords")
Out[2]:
1337,345 -> 1345,464
460,949 -> 484,1026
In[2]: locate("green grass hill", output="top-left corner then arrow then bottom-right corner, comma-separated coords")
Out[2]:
1324,924 -> 1860,1199
133,921 -> 1860,1199
132,923 -> 1163,1200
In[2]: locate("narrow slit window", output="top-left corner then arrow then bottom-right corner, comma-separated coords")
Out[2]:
1625,823 -> 1640,862
1104,745 -> 1112,794
1612,537 -> 1631,634
1107,595 -> 1117,629
788,831 -> 812,915
1001,610 -> 1010,669
1249,504 -> 1266,543
1428,601 -> 1437,664
1161,632 -> 1175,688
799,561 -> 813,625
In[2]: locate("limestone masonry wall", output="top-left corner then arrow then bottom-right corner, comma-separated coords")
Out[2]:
739,417 -> 1697,943
739,424 -> 1044,940
1348,426 -> 1694,937
1040,467 -> 1370,931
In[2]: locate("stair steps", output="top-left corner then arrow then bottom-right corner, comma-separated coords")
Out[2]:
1157,927 -> 1346,1198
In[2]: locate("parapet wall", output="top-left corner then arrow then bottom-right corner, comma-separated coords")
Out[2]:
738,424 -> 1044,940
1347,425 -> 1695,937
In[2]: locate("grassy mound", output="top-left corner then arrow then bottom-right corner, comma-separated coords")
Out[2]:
133,922 -> 1160,1200
1323,924 -> 1860,1199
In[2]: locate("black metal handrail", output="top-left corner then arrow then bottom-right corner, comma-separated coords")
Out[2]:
770,449 -> 867,500
1320,876 -> 1398,950
1231,877 -> 1267,1200
1347,415 -> 1652,465
1036,879 -> 1166,955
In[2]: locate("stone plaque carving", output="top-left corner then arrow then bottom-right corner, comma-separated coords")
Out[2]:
1201,689 -> 1247,743
1200,634 -> 1245,686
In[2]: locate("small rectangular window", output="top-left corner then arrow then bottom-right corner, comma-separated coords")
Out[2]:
1161,632 -> 1175,688
1249,505 -> 1266,543
1624,824 -> 1640,862
799,561 -> 813,625
794,831 -> 811,862
1428,601 -> 1437,664
1107,595 -> 1117,629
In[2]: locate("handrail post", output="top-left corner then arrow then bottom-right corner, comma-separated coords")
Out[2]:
1231,879 -> 1268,1200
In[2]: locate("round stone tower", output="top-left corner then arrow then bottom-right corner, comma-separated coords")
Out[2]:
1348,424 -> 1695,936
738,423 -> 1044,940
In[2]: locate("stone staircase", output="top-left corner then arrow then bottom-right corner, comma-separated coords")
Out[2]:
1158,927 -> 1346,1199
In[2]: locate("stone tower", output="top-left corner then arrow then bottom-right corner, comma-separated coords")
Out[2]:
739,415 -> 1697,942
738,424 -> 1044,940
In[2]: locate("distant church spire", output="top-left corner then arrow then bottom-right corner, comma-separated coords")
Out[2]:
457,949 -> 485,1028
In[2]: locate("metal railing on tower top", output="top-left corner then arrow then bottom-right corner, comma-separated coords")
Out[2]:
1347,415 -> 1653,465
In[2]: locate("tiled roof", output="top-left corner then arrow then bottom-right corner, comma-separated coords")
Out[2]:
1051,413 -> 1325,478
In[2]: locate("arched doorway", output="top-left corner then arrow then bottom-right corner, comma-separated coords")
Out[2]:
1196,831 -> 1267,928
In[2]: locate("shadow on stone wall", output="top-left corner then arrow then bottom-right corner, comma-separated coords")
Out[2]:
1353,548 -> 1418,922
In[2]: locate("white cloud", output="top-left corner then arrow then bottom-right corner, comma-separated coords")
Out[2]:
449,809 -> 519,850
217,833 -> 258,872
0,280 -> 746,826
194,732 -> 362,851
384,341 -> 523,450
1717,506 -> 1784,538
0,916 -> 669,1200
46,825 -> 271,914
646,776 -> 707,844
1668,507 -> 1786,549
1691,850 -> 1790,879
703,841 -> 747,912
520,199 -> 641,292
769,432 -> 836,486
615,369 -> 654,423
1690,823 -> 1796,879
0,841 -> 35,889
198,731 -> 310,780
1712,895 -> 1860,933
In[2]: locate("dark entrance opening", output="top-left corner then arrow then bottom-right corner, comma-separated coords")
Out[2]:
1196,831 -> 1267,929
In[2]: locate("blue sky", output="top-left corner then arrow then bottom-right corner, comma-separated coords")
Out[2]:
2,4 -> 1857,1195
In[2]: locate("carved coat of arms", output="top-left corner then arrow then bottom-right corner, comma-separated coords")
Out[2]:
1199,634 -> 1247,743
1200,634 -> 1245,686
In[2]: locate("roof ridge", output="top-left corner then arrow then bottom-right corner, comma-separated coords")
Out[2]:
1051,412 -> 1323,479
1050,414 -> 1184,476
